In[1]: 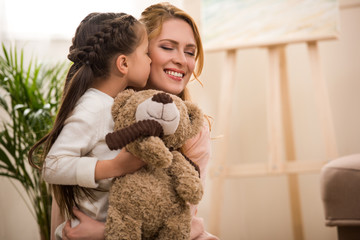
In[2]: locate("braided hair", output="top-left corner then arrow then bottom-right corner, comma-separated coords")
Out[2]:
28,12 -> 146,218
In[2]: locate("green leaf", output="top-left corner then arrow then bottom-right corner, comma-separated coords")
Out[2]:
0,43 -> 67,240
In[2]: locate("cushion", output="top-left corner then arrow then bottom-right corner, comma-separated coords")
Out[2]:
320,154 -> 360,226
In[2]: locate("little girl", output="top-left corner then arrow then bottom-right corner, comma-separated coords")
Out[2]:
28,12 -> 151,239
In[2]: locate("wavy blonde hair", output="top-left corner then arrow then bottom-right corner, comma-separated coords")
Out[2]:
139,2 -> 204,102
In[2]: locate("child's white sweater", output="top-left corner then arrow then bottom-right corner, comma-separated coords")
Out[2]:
43,88 -> 119,238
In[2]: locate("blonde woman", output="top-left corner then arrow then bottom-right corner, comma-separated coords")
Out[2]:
53,3 -> 218,240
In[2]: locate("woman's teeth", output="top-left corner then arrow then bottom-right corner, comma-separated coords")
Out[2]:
165,70 -> 183,78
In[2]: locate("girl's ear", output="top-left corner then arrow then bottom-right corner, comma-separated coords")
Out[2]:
116,55 -> 128,75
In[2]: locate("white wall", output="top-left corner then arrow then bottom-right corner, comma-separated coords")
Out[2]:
1,0 -> 360,239
187,0 -> 360,239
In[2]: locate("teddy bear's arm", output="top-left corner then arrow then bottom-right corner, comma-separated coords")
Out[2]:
106,120 -> 163,150
168,151 -> 204,205
126,136 -> 173,168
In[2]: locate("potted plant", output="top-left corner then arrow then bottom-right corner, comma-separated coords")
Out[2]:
0,43 -> 68,240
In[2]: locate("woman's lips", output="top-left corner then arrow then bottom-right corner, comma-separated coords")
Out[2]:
164,69 -> 185,81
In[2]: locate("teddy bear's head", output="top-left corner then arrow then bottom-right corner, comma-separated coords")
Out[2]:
106,89 -> 204,151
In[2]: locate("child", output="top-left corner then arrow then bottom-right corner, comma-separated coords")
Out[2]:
28,12 -> 151,239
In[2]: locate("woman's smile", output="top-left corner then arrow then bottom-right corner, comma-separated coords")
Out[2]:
164,68 -> 185,81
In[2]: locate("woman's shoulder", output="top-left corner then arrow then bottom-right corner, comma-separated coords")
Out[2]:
183,120 -> 211,154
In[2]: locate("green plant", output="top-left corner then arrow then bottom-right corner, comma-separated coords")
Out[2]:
0,43 -> 68,240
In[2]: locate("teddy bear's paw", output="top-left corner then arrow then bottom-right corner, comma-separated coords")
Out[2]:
105,209 -> 142,240
156,212 -> 191,240
130,136 -> 173,168
176,182 -> 204,205
148,148 -> 172,168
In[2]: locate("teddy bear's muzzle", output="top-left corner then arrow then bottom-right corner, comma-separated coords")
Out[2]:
135,93 -> 180,135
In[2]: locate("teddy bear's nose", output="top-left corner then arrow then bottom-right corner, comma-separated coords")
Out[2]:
152,93 -> 173,104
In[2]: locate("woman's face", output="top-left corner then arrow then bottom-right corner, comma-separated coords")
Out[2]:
146,18 -> 196,95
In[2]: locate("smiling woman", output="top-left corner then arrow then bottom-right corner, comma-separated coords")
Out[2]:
146,18 -> 197,95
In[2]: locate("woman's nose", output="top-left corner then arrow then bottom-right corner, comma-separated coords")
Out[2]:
172,51 -> 186,65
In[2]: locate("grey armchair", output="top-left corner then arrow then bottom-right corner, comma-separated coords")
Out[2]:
320,154 -> 360,240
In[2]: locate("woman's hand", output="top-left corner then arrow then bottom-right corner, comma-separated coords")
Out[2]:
95,148 -> 146,180
62,208 -> 105,240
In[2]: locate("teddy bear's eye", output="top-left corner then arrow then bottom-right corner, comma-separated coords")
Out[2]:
188,112 -> 193,123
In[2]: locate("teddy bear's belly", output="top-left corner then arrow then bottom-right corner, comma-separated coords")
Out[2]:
109,168 -> 188,235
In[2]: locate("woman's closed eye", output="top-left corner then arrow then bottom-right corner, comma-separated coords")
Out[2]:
161,46 -> 173,51
160,45 -> 195,56
185,51 -> 195,56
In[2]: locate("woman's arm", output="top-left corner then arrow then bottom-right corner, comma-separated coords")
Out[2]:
51,198 -> 64,240
182,123 -> 211,186
182,123 -> 219,240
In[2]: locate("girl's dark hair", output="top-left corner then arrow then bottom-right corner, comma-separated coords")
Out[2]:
28,12 -> 145,218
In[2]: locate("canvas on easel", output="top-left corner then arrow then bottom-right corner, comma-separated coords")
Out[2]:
201,1 -> 339,239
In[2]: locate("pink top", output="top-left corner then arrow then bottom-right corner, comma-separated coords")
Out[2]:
183,122 -> 219,240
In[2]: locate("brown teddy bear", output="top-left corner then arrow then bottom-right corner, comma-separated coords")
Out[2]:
104,89 -> 204,240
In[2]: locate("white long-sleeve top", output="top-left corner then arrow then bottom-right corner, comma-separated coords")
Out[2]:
43,88 -> 120,236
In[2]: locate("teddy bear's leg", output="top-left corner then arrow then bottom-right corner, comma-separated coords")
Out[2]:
156,211 -> 191,240
105,205 -> 142,240
126,136 -> 173,168
169,151 -> 204,205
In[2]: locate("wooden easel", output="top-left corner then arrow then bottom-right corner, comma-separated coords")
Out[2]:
208,38 -> 338,239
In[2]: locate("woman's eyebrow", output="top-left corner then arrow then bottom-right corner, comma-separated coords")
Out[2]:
159,39 -> 197,48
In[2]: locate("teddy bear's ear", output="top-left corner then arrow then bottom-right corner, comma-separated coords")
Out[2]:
111,89 -> 135,120
184,101 -> 204,138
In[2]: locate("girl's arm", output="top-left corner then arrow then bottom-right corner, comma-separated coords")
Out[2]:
94,148 -> 145,180
43,97 -> 145,188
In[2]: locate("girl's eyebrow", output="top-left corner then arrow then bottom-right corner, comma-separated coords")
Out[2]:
159,39 -> 197,49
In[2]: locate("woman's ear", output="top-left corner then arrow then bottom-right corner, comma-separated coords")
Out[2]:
116,55 -> 128,75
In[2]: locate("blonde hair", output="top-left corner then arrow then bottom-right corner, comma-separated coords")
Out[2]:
140,2 -> 204,101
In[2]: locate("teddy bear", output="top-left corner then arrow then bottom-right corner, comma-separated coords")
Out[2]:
104,89 -> 205,240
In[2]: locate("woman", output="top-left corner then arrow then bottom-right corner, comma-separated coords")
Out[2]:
58,3 -> 218,240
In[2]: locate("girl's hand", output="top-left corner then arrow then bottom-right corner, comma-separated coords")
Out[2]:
113,148 -> 146,175
95,148 -> 145,180
62,208 -> 105,240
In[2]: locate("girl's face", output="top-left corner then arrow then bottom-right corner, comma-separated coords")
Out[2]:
146,18 -> 196,95
126,33 -> 151,88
